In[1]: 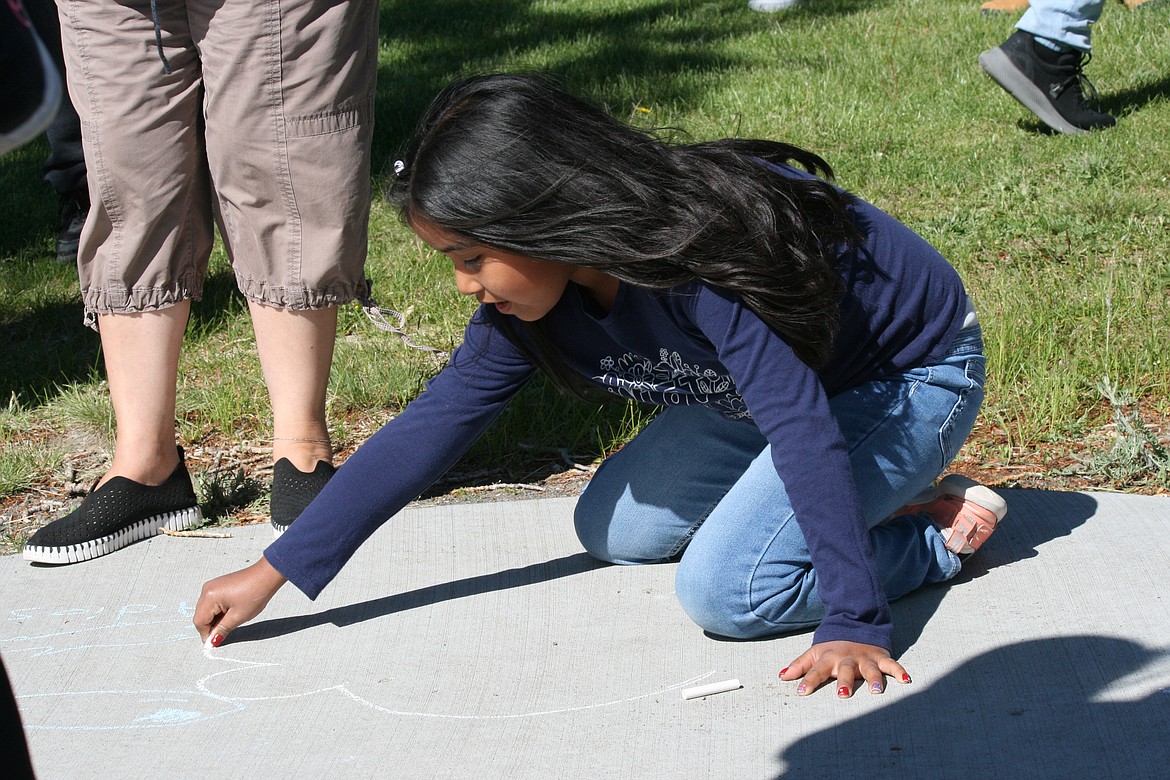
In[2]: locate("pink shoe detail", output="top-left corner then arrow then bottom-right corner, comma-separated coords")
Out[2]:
897,475 -> 1008,556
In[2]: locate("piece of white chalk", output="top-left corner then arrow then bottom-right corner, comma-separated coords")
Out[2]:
681,679 -> 742,700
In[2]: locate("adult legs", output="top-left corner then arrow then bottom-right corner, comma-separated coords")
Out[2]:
96,305 -> 189,487
99,298 -> 342,484
195,0 -> 377,529
197,0 -> 378,463
249,302 -> 337,471
58,0 -> 211,487
22,1 -> 217,564
23,298 -> 204,563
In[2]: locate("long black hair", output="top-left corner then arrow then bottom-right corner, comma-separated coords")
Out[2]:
387,73 -> 860,386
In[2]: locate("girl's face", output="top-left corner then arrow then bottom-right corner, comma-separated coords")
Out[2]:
412,218 -> 582,321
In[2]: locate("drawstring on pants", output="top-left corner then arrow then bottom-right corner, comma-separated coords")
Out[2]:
150,0 -> 173,74
359,283 -> 449,358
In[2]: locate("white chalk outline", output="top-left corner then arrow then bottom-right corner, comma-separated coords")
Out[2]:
198,643 -> 718,720
7,600 -> 720,728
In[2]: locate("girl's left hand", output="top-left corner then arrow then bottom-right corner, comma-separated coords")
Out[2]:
780,641 -> 910,698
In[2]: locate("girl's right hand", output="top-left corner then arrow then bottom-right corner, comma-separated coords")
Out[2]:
193,556 -> 287,646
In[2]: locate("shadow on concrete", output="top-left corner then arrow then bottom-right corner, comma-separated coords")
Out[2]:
703,489 -> 1102,655
773,634 -> 1170,779
229,551 -> 604,643
890,488 -> 1100,652
236,488 -> 1102,658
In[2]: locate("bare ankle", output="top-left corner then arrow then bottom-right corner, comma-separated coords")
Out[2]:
100,445 -> 182,488
272,437 -> 333,472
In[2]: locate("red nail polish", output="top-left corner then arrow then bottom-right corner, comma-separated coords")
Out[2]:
779,667 -> 789,677
901,672 -> 911,684
837,685 -> 850,697
211,634 -> 223,647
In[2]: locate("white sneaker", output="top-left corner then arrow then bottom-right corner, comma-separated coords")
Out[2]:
748,0 -> 801,12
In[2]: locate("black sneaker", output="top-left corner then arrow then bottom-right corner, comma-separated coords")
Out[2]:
979,30 -> 1116,134
56,189 -> 89,264
270,458 -> 335,538
23,449 -> 202,564
0,0 -> 62,155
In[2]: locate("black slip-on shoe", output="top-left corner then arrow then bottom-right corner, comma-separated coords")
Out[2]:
270,458 -> 335,538
23,449 -> 202,564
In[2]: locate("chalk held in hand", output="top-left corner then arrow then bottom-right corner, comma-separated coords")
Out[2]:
682,679 -> 742,700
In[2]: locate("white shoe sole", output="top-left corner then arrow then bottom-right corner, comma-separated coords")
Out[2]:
23,506 -> 203,564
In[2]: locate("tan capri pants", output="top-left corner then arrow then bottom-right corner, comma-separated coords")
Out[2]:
57,0 -> 377,318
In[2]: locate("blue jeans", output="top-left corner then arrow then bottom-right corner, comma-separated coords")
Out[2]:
574,326 -> 985,639
1017,0 -> 1105,52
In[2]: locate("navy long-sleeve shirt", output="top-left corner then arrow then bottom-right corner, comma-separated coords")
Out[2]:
265,166 -> 968,651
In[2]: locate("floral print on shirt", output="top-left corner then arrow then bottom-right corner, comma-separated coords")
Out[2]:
594,348 -> 751,419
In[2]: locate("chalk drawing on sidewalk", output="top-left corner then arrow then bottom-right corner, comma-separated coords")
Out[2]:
197,643 -> 717,721
5,600 -> 717,730
5,601 -> 246,730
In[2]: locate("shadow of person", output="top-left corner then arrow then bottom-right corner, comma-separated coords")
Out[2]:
233,488 -> 1101,654
227,551 -> 605,643
889,488 -> 1099,651
954,487 -> 1099,571
773,635 -> 1170,779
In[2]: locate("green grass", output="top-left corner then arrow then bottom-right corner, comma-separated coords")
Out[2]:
0,441 -> 64,496
2,0 -> 1169,509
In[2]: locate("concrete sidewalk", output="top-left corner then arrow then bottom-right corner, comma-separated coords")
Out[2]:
2,488 -> 1169,779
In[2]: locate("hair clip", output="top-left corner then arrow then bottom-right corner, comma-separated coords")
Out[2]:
393,160 -> 406,177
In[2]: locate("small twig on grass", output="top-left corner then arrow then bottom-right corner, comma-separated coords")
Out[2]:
456,482 -> 547,494
158,527 -> 233,538
515,443 -> 599,473
561,448 -> 597,473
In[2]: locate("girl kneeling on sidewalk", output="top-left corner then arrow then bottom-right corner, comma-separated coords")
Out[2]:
194,73 -> 1007,698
